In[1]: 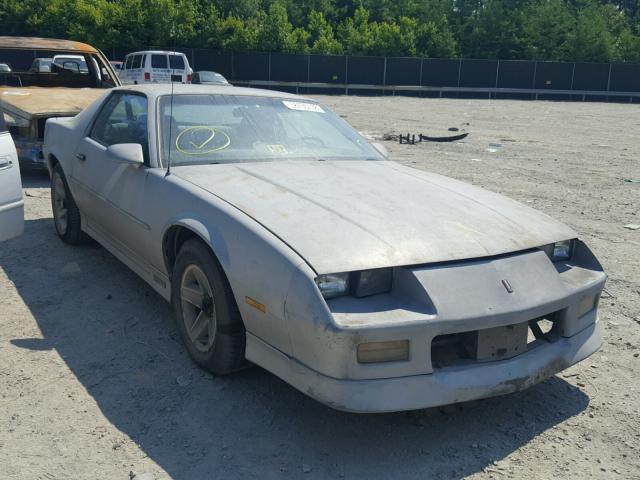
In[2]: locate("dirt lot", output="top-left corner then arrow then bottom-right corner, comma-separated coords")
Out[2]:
1,96 -> 639,480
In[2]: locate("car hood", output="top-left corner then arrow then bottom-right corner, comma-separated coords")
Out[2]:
175,160 -> 576,274
0,87 -> 105,120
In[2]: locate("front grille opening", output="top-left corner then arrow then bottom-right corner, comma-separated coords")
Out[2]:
431,313 -> 562,368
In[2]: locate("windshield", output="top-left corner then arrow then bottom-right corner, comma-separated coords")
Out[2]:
199,72 -> 227,83
159,95 -> 383,166
53,56 -> 88,72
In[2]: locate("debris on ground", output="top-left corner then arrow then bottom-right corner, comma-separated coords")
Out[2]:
623,179 -> 640,184
382,132 -> 469,143
624,224 -> 640,230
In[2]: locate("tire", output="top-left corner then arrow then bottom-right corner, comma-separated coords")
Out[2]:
51,163 -> 88,245
172,238 -> 246,374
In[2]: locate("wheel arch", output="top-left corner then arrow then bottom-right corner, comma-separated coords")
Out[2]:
162,219 -> 230,281
47,153 -> 59,178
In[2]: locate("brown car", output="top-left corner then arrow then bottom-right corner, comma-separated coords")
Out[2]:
0,36 -> 120,168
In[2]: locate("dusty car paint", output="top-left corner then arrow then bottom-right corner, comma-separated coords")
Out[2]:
174,161 -> 576,274
43,84 -> 605,412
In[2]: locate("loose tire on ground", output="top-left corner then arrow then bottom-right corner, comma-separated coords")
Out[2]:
172,238 -> 246,374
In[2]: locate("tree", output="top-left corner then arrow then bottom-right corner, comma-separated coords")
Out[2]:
565,6 -> 616,62
463,0 -> 528,59
255,2 -> 295,52
1,0 -> 639,63
523,0 -> 574,61
337,6 -> 374,55
307,10 -> 343,53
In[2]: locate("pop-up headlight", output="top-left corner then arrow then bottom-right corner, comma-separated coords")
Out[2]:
315,273 -> 350,299
541,239 -> 575,262
315,268 -> 393,299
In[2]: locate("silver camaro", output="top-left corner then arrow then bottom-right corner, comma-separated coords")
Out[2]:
43,85 -> 605,413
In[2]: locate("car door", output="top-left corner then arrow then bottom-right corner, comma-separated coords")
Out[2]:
71,92 -> 152,263
0,111 -> 24,241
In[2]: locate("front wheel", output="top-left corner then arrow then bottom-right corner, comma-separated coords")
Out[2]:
172,238 -> 246,374
51,163 -> 87,244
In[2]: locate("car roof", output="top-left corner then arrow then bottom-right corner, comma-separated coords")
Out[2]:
113,84 -> 310,101
126,51 -> 188,56
0,36 -> 98,53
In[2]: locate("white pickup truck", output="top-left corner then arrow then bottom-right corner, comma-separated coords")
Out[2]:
0,110 -> 23,241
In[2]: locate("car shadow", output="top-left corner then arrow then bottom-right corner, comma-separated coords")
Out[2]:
2,217 -> 591,480
20,167 -> 50,188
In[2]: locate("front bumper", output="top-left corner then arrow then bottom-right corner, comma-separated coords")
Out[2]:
248,241 -> 606,412
247,320 -> 601,413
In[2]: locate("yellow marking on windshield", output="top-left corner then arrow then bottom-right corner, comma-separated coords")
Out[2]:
175,126 -> 231,155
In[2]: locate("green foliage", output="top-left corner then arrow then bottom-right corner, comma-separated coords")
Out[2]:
1,0 -> 639,62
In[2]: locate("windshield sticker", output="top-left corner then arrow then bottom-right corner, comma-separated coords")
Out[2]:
282,101 -> 325,113
267,144 -> 288,154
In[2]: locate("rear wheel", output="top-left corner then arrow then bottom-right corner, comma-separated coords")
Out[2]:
51,163 -> 87,244
172,238 -> 246,374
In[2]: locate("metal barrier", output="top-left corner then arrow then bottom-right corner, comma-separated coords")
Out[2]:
105,48 -> 640,102
232,79 -> 640,101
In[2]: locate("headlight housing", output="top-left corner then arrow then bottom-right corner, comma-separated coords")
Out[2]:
541,239 -> 575,262
315,272 -> 350,299
315,268 -> 393,299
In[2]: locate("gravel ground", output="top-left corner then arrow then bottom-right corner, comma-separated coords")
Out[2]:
0,96 -> 639,480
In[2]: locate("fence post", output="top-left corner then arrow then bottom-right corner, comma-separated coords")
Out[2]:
268,52 -> 271,81
570,63 -> 576,90
231,51 -> 235,81
493,59 -> 500,99
382,57 -> 387,96
419,57 -> 424,87
532,61 -> 538,100
606,63 -> 612,102
345,55 -> 349,95
457,59 -> 462,88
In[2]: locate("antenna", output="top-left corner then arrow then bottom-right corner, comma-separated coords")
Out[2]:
165,7 -> 178,177
165,76 -> 175,177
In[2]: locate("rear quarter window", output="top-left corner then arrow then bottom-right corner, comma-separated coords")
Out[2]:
152,54 -> 168,69
169,55 -> 185,70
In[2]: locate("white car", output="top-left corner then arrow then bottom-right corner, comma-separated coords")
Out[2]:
119,51 -> 192,85
43,84 -> 605,413
0,111 -> 24,241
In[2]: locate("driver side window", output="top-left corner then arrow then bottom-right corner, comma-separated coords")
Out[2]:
90,93 -> 149,163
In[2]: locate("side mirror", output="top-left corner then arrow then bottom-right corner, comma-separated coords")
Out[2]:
107,143 -> 144,166
372,142 -> 389,159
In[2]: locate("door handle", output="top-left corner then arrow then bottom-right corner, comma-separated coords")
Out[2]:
76,153 -> 86,161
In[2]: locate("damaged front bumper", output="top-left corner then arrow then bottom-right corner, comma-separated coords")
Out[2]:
247,240 -> 606,413
247,320 -> 601,413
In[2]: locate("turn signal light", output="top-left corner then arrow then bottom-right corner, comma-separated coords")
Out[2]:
577,294 -> 598,318
357,340 -> 410,364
